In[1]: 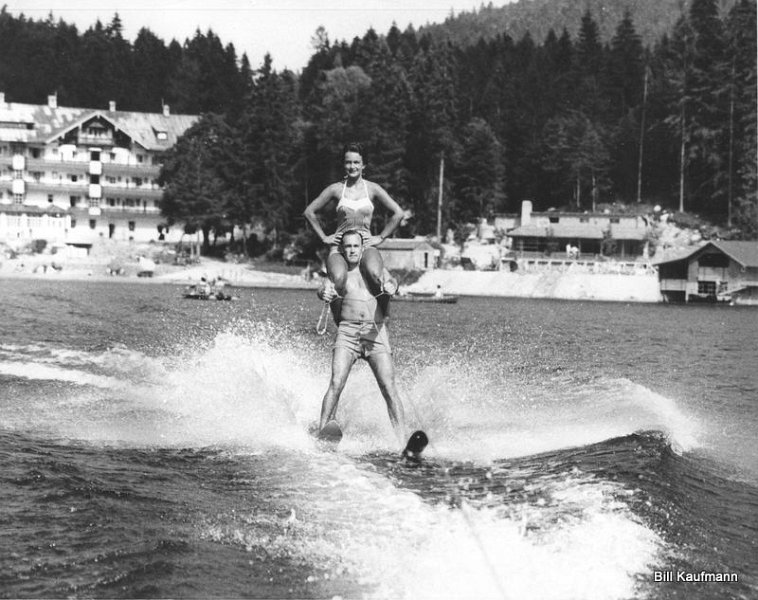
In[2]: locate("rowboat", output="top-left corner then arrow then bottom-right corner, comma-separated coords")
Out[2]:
394,293 -> 458,304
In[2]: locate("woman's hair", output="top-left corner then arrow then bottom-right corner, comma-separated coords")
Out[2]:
342,142 -> 367,165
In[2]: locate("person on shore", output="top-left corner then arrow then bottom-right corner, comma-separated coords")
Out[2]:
303,143 -> 404,298
316,230 -> 407,445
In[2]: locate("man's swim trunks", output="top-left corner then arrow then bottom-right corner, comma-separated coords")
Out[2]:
334,320 -> 391,359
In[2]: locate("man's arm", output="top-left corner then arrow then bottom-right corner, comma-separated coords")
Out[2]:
317,280 -> 342,324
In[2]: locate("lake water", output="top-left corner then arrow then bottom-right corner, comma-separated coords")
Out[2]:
1,278 -> 756,599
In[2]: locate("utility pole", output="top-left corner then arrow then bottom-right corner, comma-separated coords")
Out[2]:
636,64 -> 649,204
436,153 -> 444,241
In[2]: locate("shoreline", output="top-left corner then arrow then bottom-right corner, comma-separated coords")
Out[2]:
0,257 -> 319,290
2,258 -> 663,302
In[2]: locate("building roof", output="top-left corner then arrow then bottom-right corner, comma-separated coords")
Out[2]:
654,240 -> 758,267
0,202 -> 69,215
0,101 -> 198,150
380,238 -> 436,251
507,223 -> 647,241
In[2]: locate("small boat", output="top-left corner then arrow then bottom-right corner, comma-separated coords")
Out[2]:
182,284 -> 236,301
395,293 -> 459,304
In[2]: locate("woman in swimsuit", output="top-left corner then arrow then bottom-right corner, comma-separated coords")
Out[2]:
303,143 -> 405,297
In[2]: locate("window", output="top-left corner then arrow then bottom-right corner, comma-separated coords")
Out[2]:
549,216 -> 560,223
90,174 -> 100,184
89,219 -> 96,229
31,171 -> 43,182
70,195 -> 80,207
136,154 -> 144,163
13,193 -> 23,204
88,197 -> 100,208
579,217 -> 589,223
90,150 -> 100,161
134,177 -> 143,186
128,221 -> 135,231
70,174 -> 78,183
31,148 -> 41,158
610,217 -> 620,224
698,281 -> 716,295
71,218 -> 77,228
48,194 -> 53,203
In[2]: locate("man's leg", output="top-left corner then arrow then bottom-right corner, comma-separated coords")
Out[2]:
366,352 -> 407,446
320,347 -> 356,430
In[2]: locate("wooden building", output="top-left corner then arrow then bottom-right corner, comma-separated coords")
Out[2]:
655,241 -> 758,304
497,201 -> 649,259
379,238 -> 438,271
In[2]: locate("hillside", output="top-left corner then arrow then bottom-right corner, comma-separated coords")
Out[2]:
421,0 -> 738,47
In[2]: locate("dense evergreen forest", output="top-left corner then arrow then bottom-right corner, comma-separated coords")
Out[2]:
0,0 -> 756,250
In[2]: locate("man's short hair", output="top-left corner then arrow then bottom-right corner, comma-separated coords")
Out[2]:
340,230 -> 362,247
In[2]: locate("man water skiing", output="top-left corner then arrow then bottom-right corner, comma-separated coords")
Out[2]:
316,230 -> 426,457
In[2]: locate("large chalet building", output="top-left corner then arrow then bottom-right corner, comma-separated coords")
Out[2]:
0,93 -> 198,251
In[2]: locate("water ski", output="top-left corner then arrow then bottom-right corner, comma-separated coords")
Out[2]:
402,430 -> 428,460
317,420 -> 343,445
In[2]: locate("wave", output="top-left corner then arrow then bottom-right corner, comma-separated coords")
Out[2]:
0,332 -> 702,459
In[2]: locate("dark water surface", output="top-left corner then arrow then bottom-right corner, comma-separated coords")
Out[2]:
1,279 -> 756,599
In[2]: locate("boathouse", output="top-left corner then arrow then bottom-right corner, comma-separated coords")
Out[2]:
655,241 -> 758,304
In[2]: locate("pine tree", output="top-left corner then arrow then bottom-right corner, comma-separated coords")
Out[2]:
725,0 -> 757,236
132,28 -> 173,112
450,118 -> 506,224
407,42 -> 460,232
234,55 -> 301,243
158,114 -> 236,252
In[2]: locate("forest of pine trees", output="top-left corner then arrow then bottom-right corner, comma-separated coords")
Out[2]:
0,1 -> 756,251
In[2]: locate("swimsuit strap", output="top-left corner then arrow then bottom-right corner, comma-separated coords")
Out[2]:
340,179 -> 369,202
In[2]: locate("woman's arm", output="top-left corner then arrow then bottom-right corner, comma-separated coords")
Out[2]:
366,183 -> 405,246
303,184 -> 338,244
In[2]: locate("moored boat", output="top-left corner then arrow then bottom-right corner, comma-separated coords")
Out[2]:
395,293 -> 458,304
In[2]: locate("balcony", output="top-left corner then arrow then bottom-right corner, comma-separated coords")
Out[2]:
21,156 -> 90,170
101,184 -> 163,199
69,204 -> 162,216
21,157 -> 161,176
102,162 -> 161,177
24,180 -> 90,192
77,133 -> 114,147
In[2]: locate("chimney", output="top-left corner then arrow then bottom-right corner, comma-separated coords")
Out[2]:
162,104 -> 170,117
109,100 -> 116,111
48,93 -> 58,108
521,200 -> 533,226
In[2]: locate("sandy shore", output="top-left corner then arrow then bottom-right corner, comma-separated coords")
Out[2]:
0,256 -> 319,290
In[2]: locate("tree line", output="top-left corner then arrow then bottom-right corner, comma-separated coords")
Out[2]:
1,1 -> 755,252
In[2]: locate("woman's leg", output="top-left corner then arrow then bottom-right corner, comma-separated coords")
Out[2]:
327,251 -> 348,296
359,247 -> 385,296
